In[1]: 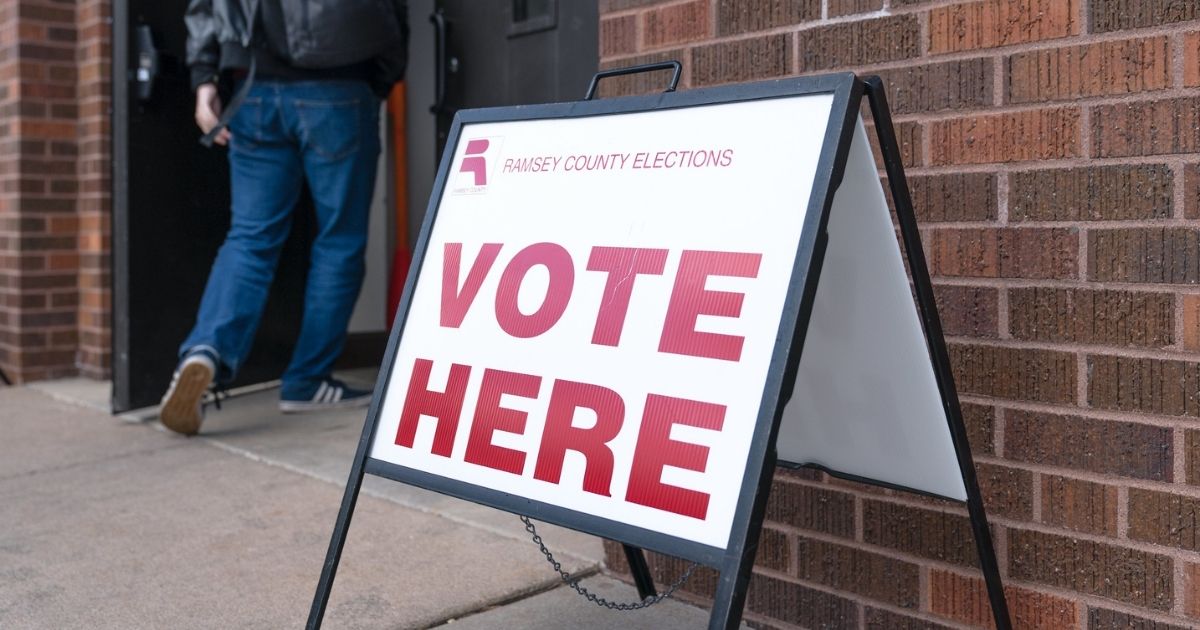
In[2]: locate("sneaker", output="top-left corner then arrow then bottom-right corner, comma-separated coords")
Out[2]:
159,349 -> 218,435
279,378 -> 372,413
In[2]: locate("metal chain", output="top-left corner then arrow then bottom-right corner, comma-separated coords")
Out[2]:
519,515 -> 699,611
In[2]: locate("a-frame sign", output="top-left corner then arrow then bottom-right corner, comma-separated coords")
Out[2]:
308,70 -> 1012,630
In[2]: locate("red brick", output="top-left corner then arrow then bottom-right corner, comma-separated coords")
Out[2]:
17,119 -> 75,140
14,273 -> 75,291
21,80 -> 74,100
1088,607 -> 1193,629
642,0 -> 708,49
1186,33 -> 1200,88
829,0 -> 883,17
18,309 -> 75,329
19,348 -> 75,368
950,344 -> 1077,404
1009,528 -> 1173,610
962,403 -> 995,455
1041,475 -> 1118,536
1093,97 -> 1200,158
46,252 -> 77,271
1187,562 -> 1200,619
690,34 -> 791,87
715,0 -> 820,36
1008,288 -> 1175,348
1189,430 -> 1200,485
1009,164 -> 1173,222
46,27 -> 74,44
876,59 -> 994,115
1187,164 -> 1200,220
929,0 -> 1078,54
23,235 -> 74,250
795,537 -> 920,607
1090,0 -> 1200,33
975,462 -> 1032,519
1007,37 -> 1171,104
1,330 -> 46,348
930,108 -> 1080,165
929,569 -> 1078,629
862,500 -> 978,567
934,284 -> 999,338
16,23 -> 45,41
1004,409 -> 1173,481
763,480 -> 855,539
745,572 -> 858,627
599,15 -> 637,58
1089,354 -> 1200,417
755,526 -> 790,572
864,608 -> 955,629
927,228 -> 1077,279
15,43 -> 74,63
600,0 -> 663,12
1128,488 -> 1200,551
906,172 -> 997,222
797,15 -> 920,71
18,4 -> 75,25
1088,228 -> 1200,284
49,291 -> 77,309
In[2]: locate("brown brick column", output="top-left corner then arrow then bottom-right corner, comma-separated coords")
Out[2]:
0,1 -> 82,383
0,0 -> 111,383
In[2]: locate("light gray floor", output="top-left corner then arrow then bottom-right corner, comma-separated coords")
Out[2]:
1,377 -> 722,629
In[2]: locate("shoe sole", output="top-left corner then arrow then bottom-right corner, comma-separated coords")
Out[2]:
159,362 -> 214,435
278,395 -> 372,414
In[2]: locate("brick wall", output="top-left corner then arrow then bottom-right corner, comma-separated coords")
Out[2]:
599,1 -> 1200,628
0,0 -> 112,383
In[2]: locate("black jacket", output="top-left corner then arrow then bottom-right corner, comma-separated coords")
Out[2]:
185,0 -> 409,96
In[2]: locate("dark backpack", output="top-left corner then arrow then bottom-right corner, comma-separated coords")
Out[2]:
274,0 -> 405,68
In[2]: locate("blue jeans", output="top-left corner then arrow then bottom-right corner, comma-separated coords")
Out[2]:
181,80 -> 381,398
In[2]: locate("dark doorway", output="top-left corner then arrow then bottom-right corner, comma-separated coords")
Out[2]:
113,0 -> 314,412
407,0 -> 598,243
111,0 -> 597,412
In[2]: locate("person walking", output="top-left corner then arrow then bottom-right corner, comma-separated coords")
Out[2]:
159,0 -> 409,435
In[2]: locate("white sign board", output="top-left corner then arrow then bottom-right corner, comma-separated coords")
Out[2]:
370,94 -> 834,549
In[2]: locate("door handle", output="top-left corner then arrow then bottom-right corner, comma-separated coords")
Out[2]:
430,9 -> 460,116
133,24 -> 160,102
430,9 -> 447,115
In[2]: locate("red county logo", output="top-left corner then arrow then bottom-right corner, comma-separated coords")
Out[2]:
452,137 -> 502,195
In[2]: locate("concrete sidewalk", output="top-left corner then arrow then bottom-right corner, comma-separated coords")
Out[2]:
0,377 -> 718,629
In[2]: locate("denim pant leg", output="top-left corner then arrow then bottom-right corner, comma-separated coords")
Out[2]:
180,87 -> 304,380
278,82 -> 381,397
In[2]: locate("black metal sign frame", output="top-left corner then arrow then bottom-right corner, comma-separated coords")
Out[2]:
307,71 -> 1011,630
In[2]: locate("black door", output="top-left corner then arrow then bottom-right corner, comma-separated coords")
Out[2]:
406,0 -> 597,231
113,0 -> 314,412
435,0 -> 598,153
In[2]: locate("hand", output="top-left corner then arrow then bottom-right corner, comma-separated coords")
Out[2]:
195,83 -> 231,146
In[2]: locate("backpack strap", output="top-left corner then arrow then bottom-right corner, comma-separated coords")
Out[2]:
199,53 -> 257,148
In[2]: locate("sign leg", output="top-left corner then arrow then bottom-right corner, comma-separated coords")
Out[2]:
306,452 -> 369,629
862,75 -> 1012,630
621,544 -> 657,599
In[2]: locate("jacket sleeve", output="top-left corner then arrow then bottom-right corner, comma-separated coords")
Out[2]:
185,0 -> 221,91
369,0 -> 410,98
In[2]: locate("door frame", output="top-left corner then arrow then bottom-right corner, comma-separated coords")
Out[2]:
111,0 -> 133,412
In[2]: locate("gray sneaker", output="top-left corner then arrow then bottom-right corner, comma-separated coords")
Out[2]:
279,378 -> 372,413
159,350 -> 217,435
